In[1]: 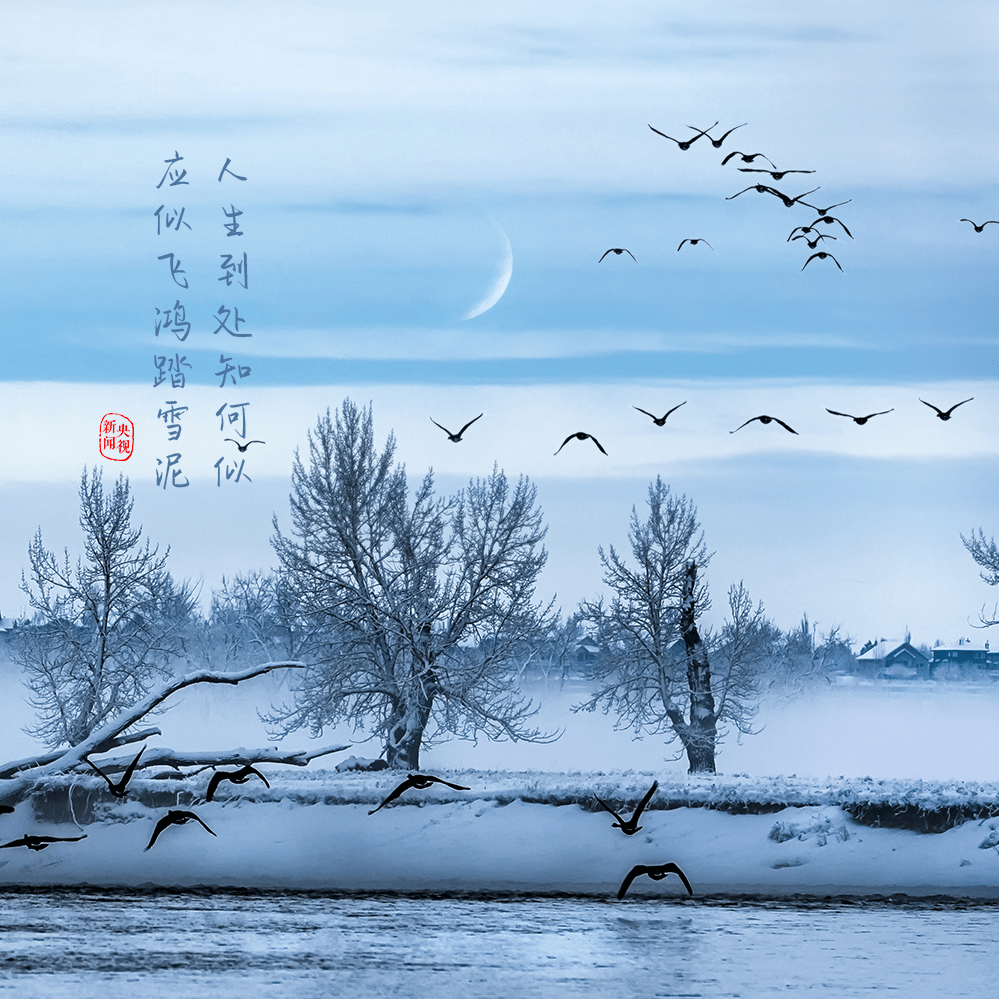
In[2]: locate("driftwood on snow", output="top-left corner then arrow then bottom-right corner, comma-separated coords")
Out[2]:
72,744 -> 352,774
0,727 -> 161,780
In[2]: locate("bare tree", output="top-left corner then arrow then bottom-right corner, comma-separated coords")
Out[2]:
574,478 -> 775,773
961,528 -> 999,626
265,399 -> 559,768
13,468 -> 197,748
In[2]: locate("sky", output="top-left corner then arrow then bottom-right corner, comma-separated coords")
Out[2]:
1,0 -> 997,645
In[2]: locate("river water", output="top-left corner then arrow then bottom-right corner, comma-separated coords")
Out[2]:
0,889 -> 994,998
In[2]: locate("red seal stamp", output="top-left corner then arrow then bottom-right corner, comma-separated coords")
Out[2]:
100,414 -> 134,461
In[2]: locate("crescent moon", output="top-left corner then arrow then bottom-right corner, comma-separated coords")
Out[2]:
461,218 -> 513,320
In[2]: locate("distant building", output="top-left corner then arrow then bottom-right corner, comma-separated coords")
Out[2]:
930,638 -> 998,675
855,639 -> 930,680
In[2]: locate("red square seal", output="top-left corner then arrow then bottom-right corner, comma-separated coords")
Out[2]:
99,413 -> 134,461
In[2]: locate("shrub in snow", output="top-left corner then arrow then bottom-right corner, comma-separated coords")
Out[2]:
978,824 -> 999,850
768,813 -> 850,846
335,756 -> 388,772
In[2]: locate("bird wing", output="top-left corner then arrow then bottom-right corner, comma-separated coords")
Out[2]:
245,765 -> 271,789
789,186 -> 821,204
633,406 -> 657,420
189,813 -> 218,837
945,398 -> 974,414
658,862 -> 694,895
554,435 -> 576,455
720,151 -> 741,165
589,435 -> 608,454
676,240 -> 689,251
702,241 -> 713,249
0,837 -> 29,849
737,167 -> 768,174
919,399 -> 944,415
434,779 -> 472,790
597,249 -> 613,262
631,781 -> 660,822
53,835 -> 88,843
246,441 -> 266,446
647,124 -> 679,142
867,409 -> 894,418
145,814 -> 173,850
593,796 -> 626,826
820,200 -> 852,213
85,758 -> 114,790
716,122 -> 747,142
205,771 -> 228,802
729,417 -> 759,433
118,746 -> 146,791
960,219 -> 974,224
665,401 -> 687,418
223,438 -> 240,445
623,249 -> 637,261
725,186 -> 756,200
430,417 -> 454,436
368,778 -> 416,815
617,865 -> 649,900
458,414 -> 484,436
827,254 -> 844,272
833,218 -> 853,238
801,253 -> 821,271
825,409 -> 854,418
774,418 -> 799,434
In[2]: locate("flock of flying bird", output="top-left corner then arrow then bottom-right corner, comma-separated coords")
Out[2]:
0,760 -> 691,900
431,395 -> 975,456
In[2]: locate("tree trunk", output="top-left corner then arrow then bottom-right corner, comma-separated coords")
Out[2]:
384,696 -> 433,769
680,561 -> 717,774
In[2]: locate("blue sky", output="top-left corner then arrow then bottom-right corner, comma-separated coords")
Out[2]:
1,1 -> 997,644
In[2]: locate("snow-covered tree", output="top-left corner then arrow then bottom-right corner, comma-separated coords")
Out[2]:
264,399 -> 559,768
961,528 -> 999,626
14,467 -> 197,748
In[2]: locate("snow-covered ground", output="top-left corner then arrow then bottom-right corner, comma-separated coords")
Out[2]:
2,661 -> 998,896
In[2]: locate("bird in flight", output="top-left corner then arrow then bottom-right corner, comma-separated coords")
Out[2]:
205,765 -> 271,803
726,183 -> 782,201
791,233 -> 837,250
430,413 -> 483,442
617,861 -> 694,899
677,239 -> 712,251
769,186 -> 821,208
801,251 -> 844,273
806,216 -> 853,238
920,398 -> 973,420
738,166 -> 815,181
225,439 -> 265,452
634,402 -> 686,426
826,408 -> 893,425
554,432 -> 608,455
593,781 -> 659,835
145,810 -> 217,850
730,415 -> 798,435
787,225 -> 820,241
800,199 -> 852,217
647,122 -> 717,150
598,248 -> 637,262
368,774 -> 471,815
85,746 -> 145,799
960,219 -> 998,232
1,834 -> 88,851
702,122 -> 747,148
721,151 -> 775,167
0,805 -> 13,815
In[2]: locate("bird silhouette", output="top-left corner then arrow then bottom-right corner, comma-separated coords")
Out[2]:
145,810 -> 217,850
960,219 -> 998,232
726,183 -> 782,201
224,439 -> 265,452
787,225 -> 820,241
205,765 -> 271,802
598,248 -> 637,262
738,166 -> 815,181
0,804 -> 15,815
617,862 -> 694,899
801,251 -> 844,273
768,186 -> 821,208
430,414 -> 483,442
920,398 -> 973,420
826,408 -> 893,425
554,432 -> 608,455
806,215 -> 853,238
800,199 -> 852,217
1,834 -> 88,851
702,122 -> 747,148
368,774 -> 471,815
721,151 -> 775,167
791,233 -> 837,249
730,415 -> 798,435
633,402 -> 686,426
677,239 -> 712,251
594,781 -> 659,835
84,747 -> 145,798
647,122 -> 717,150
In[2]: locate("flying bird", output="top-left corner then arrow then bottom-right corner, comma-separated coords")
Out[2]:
677,239 -> 712,251
826,408 -> 893,425
0,804 -> 15,815
634,402 -> 686,426
791,233 -> 837,249
84,747 -> 145,799
368,773 -> 471,815
787,225 -> 820,241
1,834 -> 88,851
205,765 -> 271,802
800,199 -> 852,217
554,432 -> 608,456
647,121 -> 717,150
738,166 -> 815,181
920,398 -> 973,420
594,781 -> 659,835
960,219 -> 999,232
801,251 -> 844,273
145,810 -> 217,851
617,862 -> 694,899
807,215 -> 853,238
702,122 -> 747,148
726,183 -> 782,201
224,439 -> 265,452
769,186 -> 821,208
598,248 -> 637,262
430,413 -> 483,442
721,151 -> 775,167
730,415 -> 798,435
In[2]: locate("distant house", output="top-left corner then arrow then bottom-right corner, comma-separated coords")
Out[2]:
930,638 -> 998,675
855,640 -> 930,680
